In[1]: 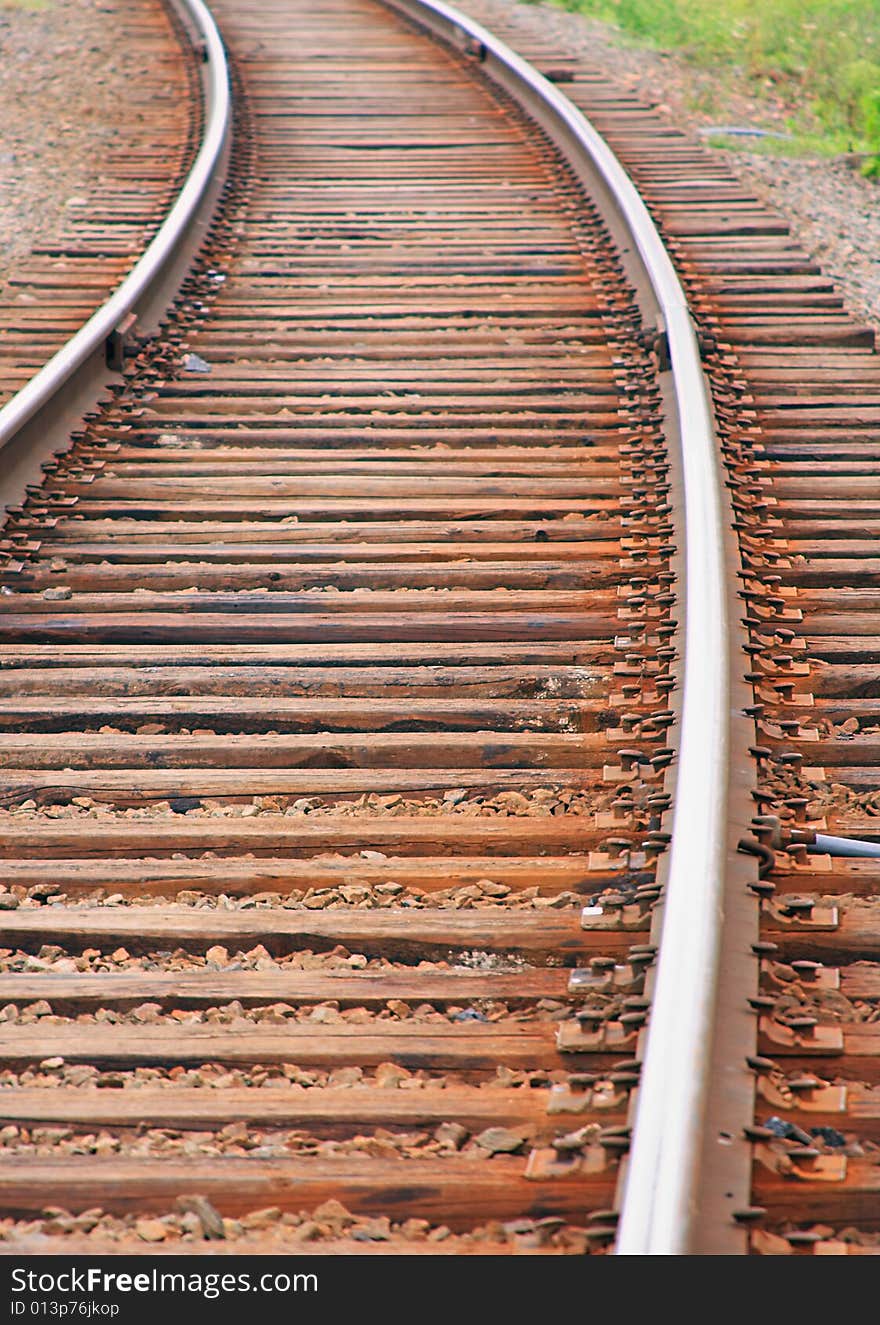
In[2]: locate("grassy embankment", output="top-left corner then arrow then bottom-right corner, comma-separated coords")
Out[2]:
545,0 -> 880,171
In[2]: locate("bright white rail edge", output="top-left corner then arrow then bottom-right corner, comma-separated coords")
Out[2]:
0,0 -> 230,450
398,0 -> 730,1255
0,0 -> 729,1253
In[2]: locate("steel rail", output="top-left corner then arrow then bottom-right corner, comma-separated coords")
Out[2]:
0,0 -> 732,1252
384,0 -> 731,1254
0,0 -> 230,459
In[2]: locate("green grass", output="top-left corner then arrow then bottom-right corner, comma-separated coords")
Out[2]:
544,0 -> 880,170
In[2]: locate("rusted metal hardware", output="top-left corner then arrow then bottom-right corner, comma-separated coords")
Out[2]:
105,312 -> 139,374
386,0 -> 732,1258
738,833 -> 777,878
0,0 -> 682,1248
10,0 -> 878,1258
454,0 -> 880,1257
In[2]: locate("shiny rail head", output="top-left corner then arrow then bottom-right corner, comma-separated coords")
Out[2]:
0,0 -> 733,1255
382,0 -> 731,1255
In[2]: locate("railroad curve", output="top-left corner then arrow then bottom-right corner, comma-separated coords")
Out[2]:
0,0 -> 875,1259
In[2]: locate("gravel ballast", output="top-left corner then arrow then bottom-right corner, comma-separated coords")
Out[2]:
458,0 -> 880,341
3,0 -> 876,341
0,0 -> 176,291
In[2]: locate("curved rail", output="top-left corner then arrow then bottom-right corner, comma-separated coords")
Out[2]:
0,0 -> 230,457
0,0 -> 731,1253
385,0 -> 731,1254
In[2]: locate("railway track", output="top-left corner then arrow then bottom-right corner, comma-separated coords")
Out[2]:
0,0 -> 877,1259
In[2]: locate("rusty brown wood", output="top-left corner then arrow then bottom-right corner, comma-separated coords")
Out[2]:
0,0 -> 683,1253
450,0 -> 880,1254
0,1156 -> 614,1228
0,1083 -> 591,1133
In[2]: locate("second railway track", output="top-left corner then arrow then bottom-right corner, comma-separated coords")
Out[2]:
1,0 -> 879,1259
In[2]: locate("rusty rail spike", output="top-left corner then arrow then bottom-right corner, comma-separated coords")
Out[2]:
384,0 -> 731,1255
0,0 -> 737,1257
